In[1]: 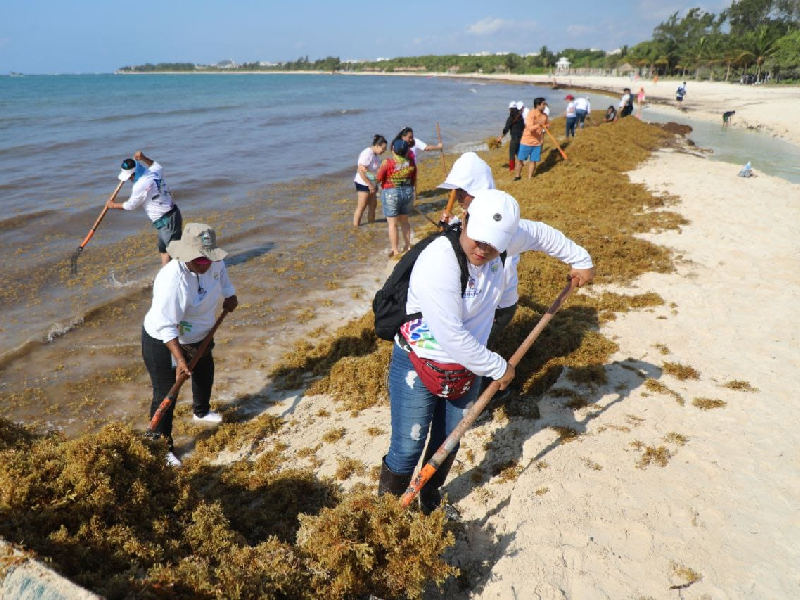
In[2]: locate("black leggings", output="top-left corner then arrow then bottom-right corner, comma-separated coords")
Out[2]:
509,138 -> 521,163
141,327 -> 215,447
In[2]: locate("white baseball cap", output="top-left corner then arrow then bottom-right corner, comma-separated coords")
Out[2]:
508,101 -> 516,108
465,190 -> 520,253
438,152 -> 495,197
515,101 -> 524,110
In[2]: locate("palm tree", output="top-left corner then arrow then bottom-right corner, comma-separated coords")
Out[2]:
739,25 -> 782,79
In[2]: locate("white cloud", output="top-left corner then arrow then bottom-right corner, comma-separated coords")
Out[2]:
467,17 -> 507,36
466,17 -> 539,36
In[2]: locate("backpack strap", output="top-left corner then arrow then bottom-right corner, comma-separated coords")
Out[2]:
442,224 -> 470,296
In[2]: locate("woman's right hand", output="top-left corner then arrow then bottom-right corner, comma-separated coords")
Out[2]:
497,363 -> 515,390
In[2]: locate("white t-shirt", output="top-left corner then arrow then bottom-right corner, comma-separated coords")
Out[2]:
122,161 -> 174,222
414,138 -> 429,151
575,97 -> 590,112
143,260 -> 236,344
354,147 -> 381,186
522,107 -> 530,120
400,220 -> 592,379
566,101 -> 577,117
543,106 -> 551,117
619,93 -> 631,109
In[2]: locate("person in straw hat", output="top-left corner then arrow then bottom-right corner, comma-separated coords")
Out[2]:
377,189 -> 593,517
141,223 -> 238,467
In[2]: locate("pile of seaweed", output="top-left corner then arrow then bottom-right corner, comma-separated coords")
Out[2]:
0,419 -> 455,598
0,115 -> 689,597
272,115 -> 686,409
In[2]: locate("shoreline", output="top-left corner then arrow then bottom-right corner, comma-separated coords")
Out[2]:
113,69 -> 800,146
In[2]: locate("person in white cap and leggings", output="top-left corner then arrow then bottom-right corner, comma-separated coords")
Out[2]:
107,151 -> 182,265
377,188 -> 593,517
142,222 -> 238,466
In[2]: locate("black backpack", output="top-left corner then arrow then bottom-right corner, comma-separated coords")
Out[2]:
373,225 -> 469,341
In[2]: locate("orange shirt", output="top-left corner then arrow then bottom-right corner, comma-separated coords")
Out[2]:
521,109 -> 548,147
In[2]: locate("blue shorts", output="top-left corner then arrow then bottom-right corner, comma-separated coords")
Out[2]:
382,186 -> 413,218
517,144 -> 542,162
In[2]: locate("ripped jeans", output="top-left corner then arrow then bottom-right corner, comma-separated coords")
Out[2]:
385,343 -> 480,475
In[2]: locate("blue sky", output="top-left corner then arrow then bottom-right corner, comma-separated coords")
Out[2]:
1,0 -> 732,74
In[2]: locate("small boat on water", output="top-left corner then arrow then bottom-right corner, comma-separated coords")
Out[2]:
9,72 -> 24,77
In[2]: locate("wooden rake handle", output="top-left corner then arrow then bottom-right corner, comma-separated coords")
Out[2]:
148,309 -> 230,432
78,179 -> 125,249
544,128 -> 568,161
400,278 -> 579,507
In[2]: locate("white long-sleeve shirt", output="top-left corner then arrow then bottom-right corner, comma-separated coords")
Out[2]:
122,161 -> 175,222
400,220 -> 592,379
143,260 -> 235,344
575,97 -> 590,112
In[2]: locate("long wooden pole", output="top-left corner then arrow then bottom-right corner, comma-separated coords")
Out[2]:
148,309 -> 230,432
69,180 -> 126,274
435,123 -> 456,229
400,278 -> 579,507
544,127 -> 568,161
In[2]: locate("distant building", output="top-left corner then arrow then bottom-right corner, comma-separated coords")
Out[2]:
556,57 -> 571,74
216,59 -> 238,69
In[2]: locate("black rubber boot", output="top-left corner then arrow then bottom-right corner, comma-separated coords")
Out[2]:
418,449 -> 458,518
377,456 -> 413,497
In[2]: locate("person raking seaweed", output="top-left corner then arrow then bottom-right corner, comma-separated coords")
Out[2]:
106,151 -> 183,265
374,189 -> 593,516
142,223 -> 238,467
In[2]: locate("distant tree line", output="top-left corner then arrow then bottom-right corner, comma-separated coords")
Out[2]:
118,1 -> 800,83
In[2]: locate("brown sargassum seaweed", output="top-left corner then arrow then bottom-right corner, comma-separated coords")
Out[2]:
0,115 -> 688,598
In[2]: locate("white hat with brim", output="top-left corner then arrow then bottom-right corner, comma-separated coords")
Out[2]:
465,189 -> 520,253
508,101 -> 516,108
438,152 -> 495,197
167,222 -> 228,262
516,101 -> 524,110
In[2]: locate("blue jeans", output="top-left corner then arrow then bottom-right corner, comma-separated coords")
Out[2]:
385,344 -> 480,475
576,109 -> 587,128
381,186 -> 413,217
566,116 -> 577,138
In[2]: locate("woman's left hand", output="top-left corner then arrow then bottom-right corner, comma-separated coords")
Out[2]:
223,295 -> 239,312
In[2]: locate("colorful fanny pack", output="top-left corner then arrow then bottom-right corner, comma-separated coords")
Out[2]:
407,351 -> 476,400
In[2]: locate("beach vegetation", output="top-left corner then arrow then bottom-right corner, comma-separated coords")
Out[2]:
636,445 -> 673,468
662,361 -> 700,380
692,397 -> 727,409
722,379 -> 758,392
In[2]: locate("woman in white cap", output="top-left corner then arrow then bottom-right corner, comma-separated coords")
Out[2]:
107,151 -> 182,265
142,222 -> 238,466
377,189 -> 594,515
497,104 -> 525,173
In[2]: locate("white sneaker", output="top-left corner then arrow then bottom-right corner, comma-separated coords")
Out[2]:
193,410 -> 223,424
166,452 -> 182,468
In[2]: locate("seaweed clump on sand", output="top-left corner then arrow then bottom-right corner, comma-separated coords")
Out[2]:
271,117 -> 687,410
0,419 -> 454,598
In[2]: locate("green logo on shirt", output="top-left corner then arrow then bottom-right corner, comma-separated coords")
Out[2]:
179,320 -> 192,335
